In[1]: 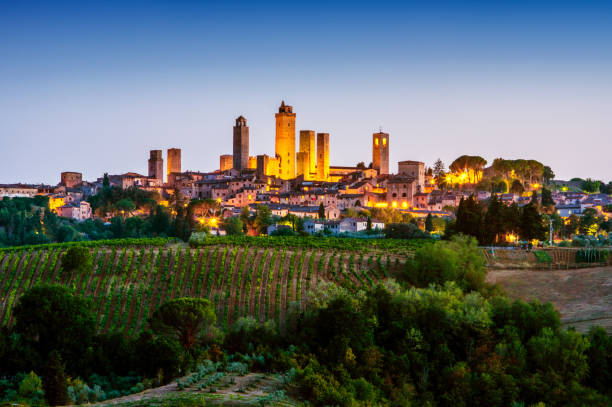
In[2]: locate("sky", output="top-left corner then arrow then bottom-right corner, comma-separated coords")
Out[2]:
0,0 -> 611,184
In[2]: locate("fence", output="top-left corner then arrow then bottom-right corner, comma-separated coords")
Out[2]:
483,246 -> 611,269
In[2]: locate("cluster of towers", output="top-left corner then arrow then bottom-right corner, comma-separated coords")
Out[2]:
223,101 -> 332,182
218,101 -> 391,181
148,148 -> 181,183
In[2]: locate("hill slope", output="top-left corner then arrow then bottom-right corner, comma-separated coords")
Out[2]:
486,266 -> 612,333
0,243 -> 405,334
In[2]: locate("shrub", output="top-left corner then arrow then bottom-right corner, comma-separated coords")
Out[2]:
18,371 -> 44,400
61,246 -> 92,274
533,251 -> 552,263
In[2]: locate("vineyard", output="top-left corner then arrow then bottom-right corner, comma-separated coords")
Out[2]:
0,241 -> 410,335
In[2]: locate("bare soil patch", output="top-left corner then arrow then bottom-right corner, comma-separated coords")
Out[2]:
486,266 -> 612,333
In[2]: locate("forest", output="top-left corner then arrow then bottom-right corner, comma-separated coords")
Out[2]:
0,236 -> 611,406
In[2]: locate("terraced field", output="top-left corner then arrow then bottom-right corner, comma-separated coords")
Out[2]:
0,243 -> 406,334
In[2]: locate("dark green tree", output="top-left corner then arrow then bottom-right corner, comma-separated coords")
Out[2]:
13,284 -> 95,374
424,213 -> 433,232
102,173 -> 110,189
581,178 -> 601,193
149,298 -> 216,353
519,203 -> 546,241
221,216 -> 244,235
483,195 -> 506,244
42,350 -> 69,406
254,205 -> 272,235
455,196 -> 484,242
541,187 -> 554,207
60,246 -> 92,275
543,166 -> 555,184
318,202 -> 325,219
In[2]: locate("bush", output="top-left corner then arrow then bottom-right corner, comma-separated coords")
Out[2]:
61,246 -> 92,274
533,250 -> 552,263
18,371 -> 44,400
403,235 -> 487,291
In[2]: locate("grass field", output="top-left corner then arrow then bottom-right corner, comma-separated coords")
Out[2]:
0,242 -> 408,334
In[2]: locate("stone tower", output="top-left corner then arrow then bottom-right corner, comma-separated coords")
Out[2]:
372,131 -> 389,175
296,151 -> 309,179
233,116 -> 249,170
167,148 -> 181,179
299,130 -> 316,176
220,155 -> 233,171
275,101 -> 296,180
316,132 -> 330,181
148,150 -> 163,182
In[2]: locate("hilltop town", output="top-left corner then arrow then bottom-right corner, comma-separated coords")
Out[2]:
1,101 -> 610,243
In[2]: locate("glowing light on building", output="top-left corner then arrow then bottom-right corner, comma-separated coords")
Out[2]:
392,201 -> 398,208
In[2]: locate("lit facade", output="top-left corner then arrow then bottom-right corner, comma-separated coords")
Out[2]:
372,132 -> 389,175
275,101 -> 296,180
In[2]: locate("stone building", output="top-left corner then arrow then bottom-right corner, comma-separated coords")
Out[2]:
220,155 -> 233,171
299,130 -> 316,176
398,160 -> 425,191
275,101 -> 296,180
316,132 -> 330,181
233,116 -> 249,170
372,131 -> 389,175
148,150 -> 163,182
167,148 -> 181,180
256,154 -> 279,178
60,172 -> 82,188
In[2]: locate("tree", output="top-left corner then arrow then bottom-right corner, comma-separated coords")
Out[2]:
425,213 -> 433,232
483,195 -> 506,244
543,166 -> 555,184
541,187 -> 554,207
221,216 -> 244,235
254,205 -> 272,235
519,203 -> 546,241
61,246 -> 92,275
43,350 -> 69,406
318,202 -> 325,219
356,162 -> 366,170
150,298 -> 216,353
581,178 -> 601,193
579,208 -> 600,235
433,159 -> 445,178
115,198 -> 136,218
102,173 -> 110,189
13,284 -> 95,374
455,196 -> 484,241
367,216 -> 372,232
510,179 -> 525,194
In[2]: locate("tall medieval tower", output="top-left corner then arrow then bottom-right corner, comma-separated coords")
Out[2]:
233,116 -> 249,170
299,130 -> 316,176
167,148 -> 181,179
372,131 -> 389,175
275,101 -> 296,180
317,132 -> 330,181
148,150 -> 163,182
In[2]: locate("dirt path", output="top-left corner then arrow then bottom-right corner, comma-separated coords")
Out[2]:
486,266 -> 612,333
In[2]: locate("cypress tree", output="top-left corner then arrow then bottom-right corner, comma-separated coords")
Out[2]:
42,350 -> 69,406
425,213 -> 433,232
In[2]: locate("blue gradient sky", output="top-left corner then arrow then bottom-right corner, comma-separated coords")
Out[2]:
1,1 -> 611,184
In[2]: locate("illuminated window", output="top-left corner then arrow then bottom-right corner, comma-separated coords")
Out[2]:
382,137 -> 387,146
375,138 -> 379,147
